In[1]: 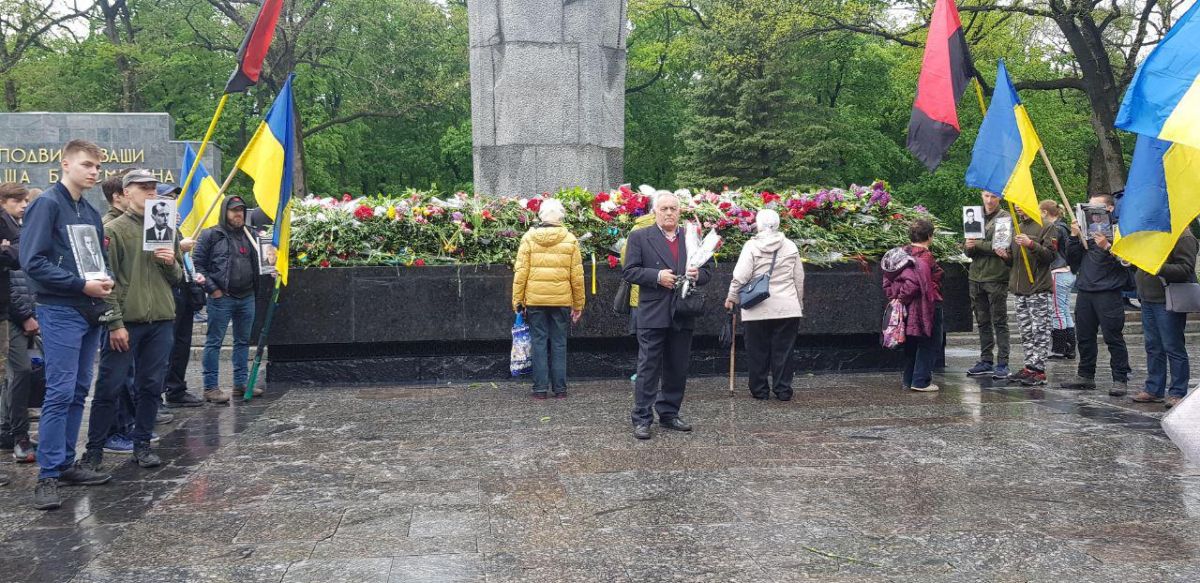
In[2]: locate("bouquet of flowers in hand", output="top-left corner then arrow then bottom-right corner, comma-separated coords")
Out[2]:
680,220 -> 722,298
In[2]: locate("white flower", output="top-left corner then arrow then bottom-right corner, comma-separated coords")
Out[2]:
315,212 -> 328,222
600,200 -> 617,213
638,184 -> 656,197
374,205 -> 387,217
518,198 -> 529,208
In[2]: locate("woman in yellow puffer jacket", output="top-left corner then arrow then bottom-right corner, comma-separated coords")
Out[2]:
512,199 -> 585,398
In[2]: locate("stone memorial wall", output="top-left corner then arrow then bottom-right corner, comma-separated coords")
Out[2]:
0,112 -> 221,210
468,0 -> 628,196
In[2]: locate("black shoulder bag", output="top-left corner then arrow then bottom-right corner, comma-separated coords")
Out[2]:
737,250 -> 778,309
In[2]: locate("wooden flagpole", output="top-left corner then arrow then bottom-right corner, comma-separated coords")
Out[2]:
974,78 -> 1034,284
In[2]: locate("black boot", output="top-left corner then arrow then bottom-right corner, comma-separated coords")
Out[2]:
1049,329 -> 1067,359
1063,327 -> 1077,359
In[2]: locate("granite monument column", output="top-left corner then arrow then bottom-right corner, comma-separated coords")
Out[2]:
468,0 -> 627,196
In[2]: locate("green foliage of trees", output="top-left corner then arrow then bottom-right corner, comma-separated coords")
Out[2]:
1,0 -> 1178,227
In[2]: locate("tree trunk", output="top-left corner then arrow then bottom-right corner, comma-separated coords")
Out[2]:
3,78 -> 17,111
1054,14 -> 1126,194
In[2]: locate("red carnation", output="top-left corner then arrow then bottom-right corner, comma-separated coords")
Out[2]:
414,259 -> 426,267
342,193 -> 352,202
761,191 -> 780,205
319,259 -> 331,268
619,185 -> 634,197
354,205 -> 374,220
594,193 -> 610,203
718,201 -> 732,210
607,254 -> 619,269
790,209 -> 806,220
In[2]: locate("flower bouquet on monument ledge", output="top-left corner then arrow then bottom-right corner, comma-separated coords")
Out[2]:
289,181 -> 960,268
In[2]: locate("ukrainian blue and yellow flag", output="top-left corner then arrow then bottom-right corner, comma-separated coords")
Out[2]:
1111,135 -> 1200,274
235,74 -> 303,285
965,59 -> 1043,225
1115,2 -> 1200,151
1111,3 -> 1200,275
178,144 -> 221,236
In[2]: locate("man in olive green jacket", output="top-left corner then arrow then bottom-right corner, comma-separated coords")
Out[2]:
964,191 -> 1013,379
1007,208 -> 1057,386
81,170 -> 182,472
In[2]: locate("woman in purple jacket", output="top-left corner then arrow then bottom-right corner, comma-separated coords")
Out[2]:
882,219 -> 945,392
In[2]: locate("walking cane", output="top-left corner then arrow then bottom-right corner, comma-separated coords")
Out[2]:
728,309 -> 737,395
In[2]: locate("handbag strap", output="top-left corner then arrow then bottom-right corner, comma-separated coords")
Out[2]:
754,250 -> 779,279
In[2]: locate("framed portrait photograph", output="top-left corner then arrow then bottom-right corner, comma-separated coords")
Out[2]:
143,200 -> 177,251
992,216 -> 1013,250
66,224 -> 108,280
962,206 -> 985,239
1082,203 -> 1113,238
257,236 -> 277,275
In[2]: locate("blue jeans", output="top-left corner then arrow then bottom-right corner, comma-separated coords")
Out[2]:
526,307 -> 569,394
88,322 -> 173,449
903,304 -> 944,389
36,304 -> 103,480
1142,302 -> 1189,398
203,295 -> 254,389
1051,271 -> 1075,329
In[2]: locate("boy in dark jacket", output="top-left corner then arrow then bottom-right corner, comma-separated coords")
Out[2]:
19,140 -> 115,510
193,196 -> 259,403
1131,231 -> 1199,408
0,184 -> 34,463
1008,208 -> 1057,386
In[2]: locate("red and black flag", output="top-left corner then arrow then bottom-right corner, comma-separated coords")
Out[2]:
224,0 -> 285,94
907,0 -> 976,171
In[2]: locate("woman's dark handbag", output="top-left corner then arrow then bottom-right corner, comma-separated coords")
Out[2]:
738,250 -> 778,309
1165,282 -> 1200,313
673,287 -> 707,318
612,281 -> 632,314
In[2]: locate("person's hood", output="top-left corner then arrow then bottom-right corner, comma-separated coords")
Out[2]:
752,231 -> 786,253
218,196 -> 240,231
881,246 -> 914,273
529,224 -> 569,248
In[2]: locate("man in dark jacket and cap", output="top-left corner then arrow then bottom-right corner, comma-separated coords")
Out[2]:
193,196 -> 260,403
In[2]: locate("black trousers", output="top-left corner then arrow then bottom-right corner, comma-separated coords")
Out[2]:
163,285 -> 196,398
743,317 -> 800,398
632,326 -> 693,426
1075,290 -> 1131,382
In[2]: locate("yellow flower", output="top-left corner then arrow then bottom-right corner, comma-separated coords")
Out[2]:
387,207 -> 397,220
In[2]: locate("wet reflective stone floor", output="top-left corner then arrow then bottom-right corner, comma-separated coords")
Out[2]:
2,331 -> 1200,582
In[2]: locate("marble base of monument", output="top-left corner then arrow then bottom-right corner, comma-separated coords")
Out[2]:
266,263 -> 970,386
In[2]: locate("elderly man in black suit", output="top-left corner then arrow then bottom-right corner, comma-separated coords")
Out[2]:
622,191 -> 713,440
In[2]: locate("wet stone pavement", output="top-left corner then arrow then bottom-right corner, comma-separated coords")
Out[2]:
2,331 -> 1200,582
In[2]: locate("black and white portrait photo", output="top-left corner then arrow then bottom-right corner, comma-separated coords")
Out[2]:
963,206 -> 985,239
144,200 -> 177,251
67,224 -> 107,280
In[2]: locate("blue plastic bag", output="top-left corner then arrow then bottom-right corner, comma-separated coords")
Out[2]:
510,312 -> 532,376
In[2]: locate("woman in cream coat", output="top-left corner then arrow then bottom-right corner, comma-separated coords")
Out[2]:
724,209 -> 805,400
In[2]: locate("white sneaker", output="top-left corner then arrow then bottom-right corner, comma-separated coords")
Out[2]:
911,383 -> 940,392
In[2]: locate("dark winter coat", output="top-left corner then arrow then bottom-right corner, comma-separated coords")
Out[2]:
193,197 -> 259,297
18,182 -> 108,311
8,270 -> 35,324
